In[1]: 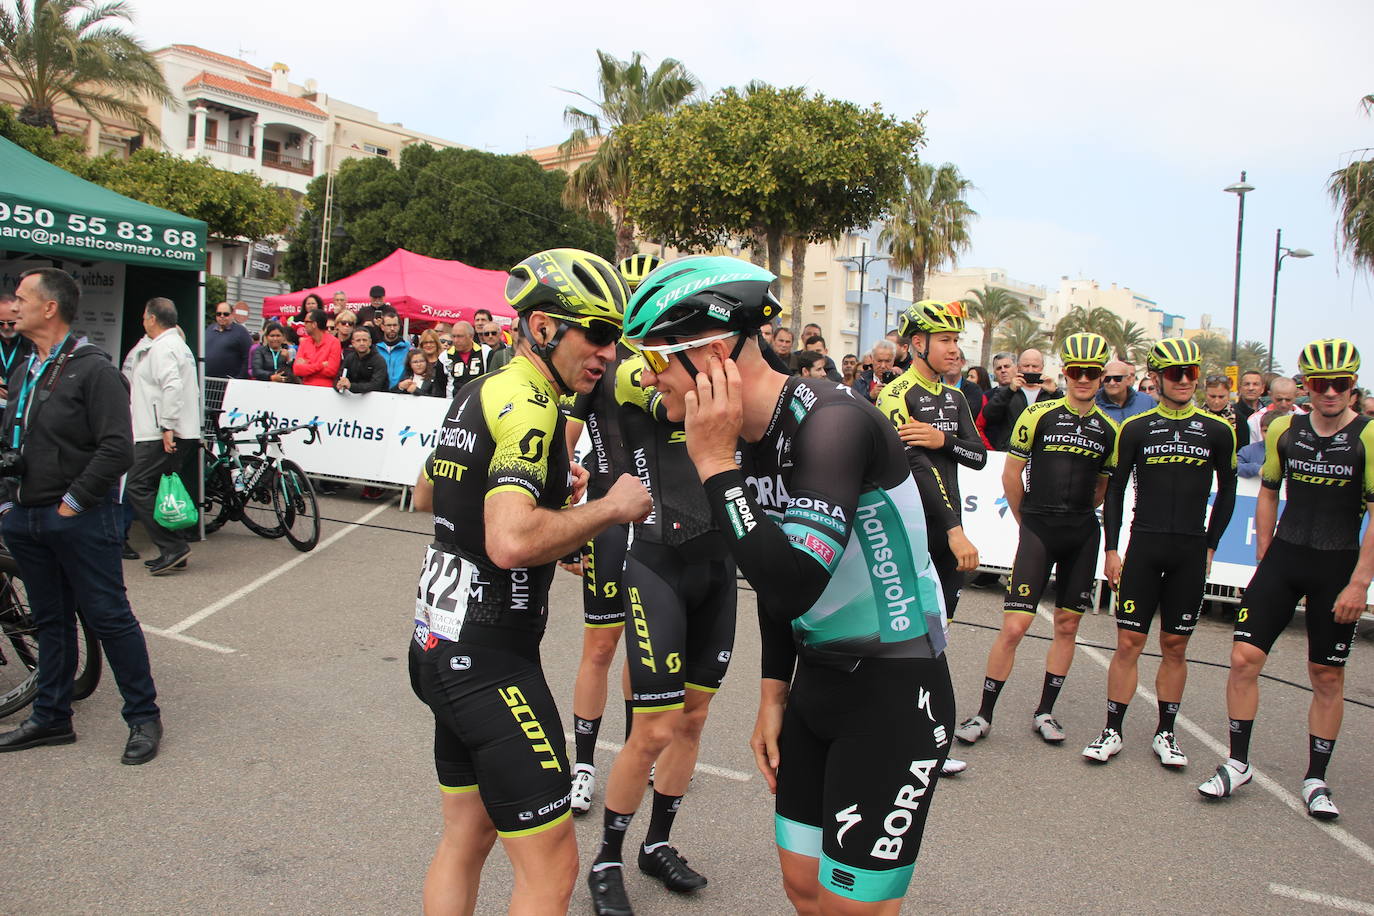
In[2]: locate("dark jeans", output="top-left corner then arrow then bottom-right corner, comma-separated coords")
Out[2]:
1,497 -> 159,728
126,438 -> 194,557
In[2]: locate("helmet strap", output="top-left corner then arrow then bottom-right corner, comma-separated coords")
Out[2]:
520,313 -> 575,395
672,330 -> 751,382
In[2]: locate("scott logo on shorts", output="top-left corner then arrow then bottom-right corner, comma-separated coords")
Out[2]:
499,685 -> 562,772
629,586 -> 656,672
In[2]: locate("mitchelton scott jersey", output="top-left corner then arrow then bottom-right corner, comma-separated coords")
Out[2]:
416,356 -> 571,647
561,343 -> 633,496
1262,412 -> 1374,551
1009,397 -> 1119,518
704,376 -> 947,669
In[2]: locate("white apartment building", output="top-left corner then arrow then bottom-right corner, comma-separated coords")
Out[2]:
1042,275 -> 1186,341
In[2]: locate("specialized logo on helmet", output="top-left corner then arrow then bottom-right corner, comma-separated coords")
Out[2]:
651,271 -> 756,310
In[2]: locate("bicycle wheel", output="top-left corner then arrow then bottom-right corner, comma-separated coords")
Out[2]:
273,460 -> 320,551
71,609 -> 102,702
0,574 -> 38,719
202,463 -> 234,534
239,456 -> 286,539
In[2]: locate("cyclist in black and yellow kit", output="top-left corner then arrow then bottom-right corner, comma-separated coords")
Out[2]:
1084,338 -> 1237,766
627,257 -> 955,913
561,253 -> 661,819
407,248 -> 651,915
955,333 -> 1118,747
1199,339 -> 1374,820
877,298 -> 986,777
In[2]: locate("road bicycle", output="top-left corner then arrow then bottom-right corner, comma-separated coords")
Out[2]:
0,544 -> 101,719
202,413 -> 321,551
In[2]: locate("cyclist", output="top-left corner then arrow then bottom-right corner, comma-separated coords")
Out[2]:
585,345 -> 738,915
877,299 -> 986,776
1199,339 -> 1374,820
407,248 -> 651,915
561,254 -> 661,819
954,332 -> 1118,747
627,256 -> 954,912
1084,338 -> 1237,765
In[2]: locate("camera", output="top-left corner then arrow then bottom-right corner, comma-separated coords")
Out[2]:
1022,372 -> 1042,385
0,448 -> 25,478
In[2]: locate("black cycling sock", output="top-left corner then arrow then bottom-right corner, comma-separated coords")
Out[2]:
574,715 -> 601,767
1105,699 -> 1127,734
1035,673 -> 1066,716
642,791 -> 682,850
1156,700 -> 1180,734
977,677 -> 1005,720
595,807 -> 634,867
1306,734 -> 1335,781
1228,718 -> 1254,765
624,701 -> 636,741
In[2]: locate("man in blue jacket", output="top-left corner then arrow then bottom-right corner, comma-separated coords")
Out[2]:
374,310 -> 412,389
1095,359 -> 1155,425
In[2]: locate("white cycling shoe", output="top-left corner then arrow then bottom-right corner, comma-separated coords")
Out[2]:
1152,731 -> 1188,768
571,764 -> 596,816
1033,713 -> 1065,744
1302,778 -> 1340,820
940,757 -> 968,776
953,715 -> 990,745
1081,727 -> 1123,763
1197,759 -> 1252,799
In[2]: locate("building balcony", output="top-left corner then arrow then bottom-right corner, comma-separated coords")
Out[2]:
187,136 -> 256,157
262,150 -> 314,176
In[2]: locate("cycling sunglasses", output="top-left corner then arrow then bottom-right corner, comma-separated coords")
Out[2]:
1063,365 -> 1103,381
632,331 -> 739,374
551,313 -> 620,348
1102,375 -> 1126,383
1163,365 -> 1201,383
1307,375 -> 1355,394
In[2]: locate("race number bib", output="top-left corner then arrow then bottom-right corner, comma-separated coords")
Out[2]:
415,545 -> 474,641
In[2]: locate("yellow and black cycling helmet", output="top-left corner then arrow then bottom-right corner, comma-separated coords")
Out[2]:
1060,332 -> 1111,367
618,253 -> 662,292
1297,338 -> 1361,377
897,299 -> 966,338
1146,337 -> 1201,372
504,248 -> 627,323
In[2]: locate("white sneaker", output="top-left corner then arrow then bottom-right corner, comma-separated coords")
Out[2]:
571,764 -> 596,816
1033,713 -> 1065,744
1082,727 -> 1123,763
954,715 -> 990,744
1197,759 -> 1252,798
1302,778 -> 1340,820
1152,731 -> 1188,768
941,757 -> 968,776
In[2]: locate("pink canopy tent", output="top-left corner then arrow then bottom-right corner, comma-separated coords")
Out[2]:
262,248 -> 516,325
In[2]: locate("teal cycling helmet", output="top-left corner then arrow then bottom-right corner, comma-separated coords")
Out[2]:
623,256 -> 781,342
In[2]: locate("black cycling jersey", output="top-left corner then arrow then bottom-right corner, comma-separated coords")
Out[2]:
562,344 -> 634,497
1262,413 -> 1374,551
702,376 -> 947,677
1008,397 -> 1118,518
876,366 -> 987,531
416,356 -> 571,652
1103,402 -> 1237,551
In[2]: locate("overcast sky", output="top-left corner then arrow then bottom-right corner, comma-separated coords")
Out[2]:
132,0 -> 1374,373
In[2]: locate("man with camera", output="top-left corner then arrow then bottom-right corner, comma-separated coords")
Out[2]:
0,268 -> 162,763
981,348 -> 1062,450
855,338 -> 899,402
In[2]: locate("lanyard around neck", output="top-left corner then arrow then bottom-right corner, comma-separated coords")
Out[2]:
12,333 -> 73,449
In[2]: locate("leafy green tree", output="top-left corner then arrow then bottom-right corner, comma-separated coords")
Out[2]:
0,99 -> 83,164
1328,94 -> 1374,274
962,286 -> 1027,368
0,0 -> 171,138
624,85 -> 922,314
879,162 -> 976,302
282,145 -> 614,288
560,50 -> 699,261
994,315 -> 1049,357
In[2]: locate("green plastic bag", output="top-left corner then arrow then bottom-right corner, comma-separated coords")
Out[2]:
153,473 -> 199,530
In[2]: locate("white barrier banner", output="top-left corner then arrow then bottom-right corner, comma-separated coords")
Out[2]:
219,380 -> 449,485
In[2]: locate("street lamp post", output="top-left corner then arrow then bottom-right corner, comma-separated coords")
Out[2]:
870,282 -> 893,334
837,239 -> 888,350
1267,228 -> 1313,373
1223,171 -> 1255,366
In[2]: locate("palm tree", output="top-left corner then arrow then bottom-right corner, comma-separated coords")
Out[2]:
0,0 -> 171,138
559,50 -> 699,260
878,161 -> 977,302
963,286 -> 1027,368
994,315 -> 1049,357
1053,305 -> 1123,350
1328,94 -> 1374,274
1190,333 -> 1231,378
1237,340 -> 1279,375
1113,320 -> 1152,365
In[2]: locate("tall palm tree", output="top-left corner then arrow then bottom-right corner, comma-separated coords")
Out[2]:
1053,305 -> 1123,350
1191,333 -> 1232,378
559,50 -> 699,260
1328,94 -> 1374,275
994,315 -> 1049,357
963,286 -> 1027,368
878,161 -> 977,302
0,0 -> 170,138
1113,319 -> 1152,364
1237,340 -> 1279,375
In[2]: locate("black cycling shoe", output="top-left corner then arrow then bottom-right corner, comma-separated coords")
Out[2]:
587,865 -> 634,916
638,844 -> 707,893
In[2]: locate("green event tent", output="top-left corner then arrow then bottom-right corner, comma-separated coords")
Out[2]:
0,134 -> 207,360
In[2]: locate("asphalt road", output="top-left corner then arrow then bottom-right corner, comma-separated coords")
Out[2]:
7,494 -> 1374,915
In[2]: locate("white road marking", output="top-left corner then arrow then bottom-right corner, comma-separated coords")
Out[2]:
141,625 -> 235,654
165,504 -> 392,635
1036,608 -> 1374,867
1269,883 -> 1374,914
564,733 -> 753,782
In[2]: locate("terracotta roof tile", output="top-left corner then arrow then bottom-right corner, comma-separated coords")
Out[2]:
169,45 -> 270,77
184,71 -> 326,118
